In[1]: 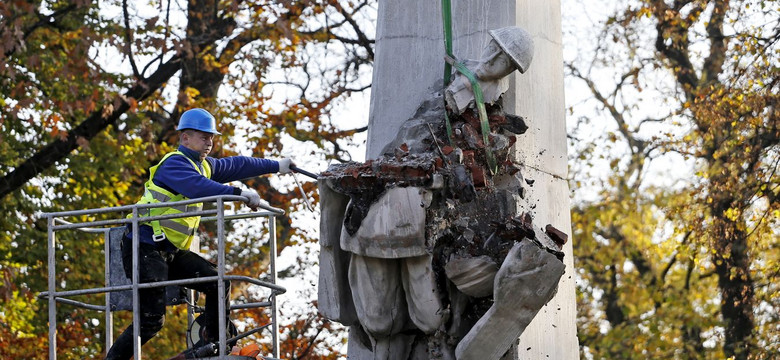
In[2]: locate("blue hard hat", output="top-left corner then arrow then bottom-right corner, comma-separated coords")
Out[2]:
177,108 -> 221,135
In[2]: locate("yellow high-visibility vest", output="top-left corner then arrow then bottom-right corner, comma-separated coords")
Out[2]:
131,151 -> 212,250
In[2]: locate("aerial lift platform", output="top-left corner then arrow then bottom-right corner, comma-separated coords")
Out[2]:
38,195 -> 286,359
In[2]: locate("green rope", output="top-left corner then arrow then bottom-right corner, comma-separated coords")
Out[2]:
441,0 -> 454,86
441,0 -> 455,146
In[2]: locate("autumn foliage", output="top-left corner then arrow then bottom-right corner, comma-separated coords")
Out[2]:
1,0 -> 373,358
567,0 -> 778,359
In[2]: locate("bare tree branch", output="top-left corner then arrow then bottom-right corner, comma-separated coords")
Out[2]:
0,56 -> 182,199
122,0 -> 141,78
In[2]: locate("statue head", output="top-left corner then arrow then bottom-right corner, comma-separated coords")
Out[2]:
488,26 -> 534,74
474,39 -> 517,81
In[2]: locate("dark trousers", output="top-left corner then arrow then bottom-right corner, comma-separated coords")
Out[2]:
105,234 -> 230,360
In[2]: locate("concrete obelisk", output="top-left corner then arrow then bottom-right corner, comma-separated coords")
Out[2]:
365,1 -> 578,358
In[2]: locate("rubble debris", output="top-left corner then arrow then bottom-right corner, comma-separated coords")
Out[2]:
497,113 -> 529,135
450,165 -> 477,202
321,157 -> 437,235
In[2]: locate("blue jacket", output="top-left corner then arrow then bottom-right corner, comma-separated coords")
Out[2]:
128,145 -> 280,251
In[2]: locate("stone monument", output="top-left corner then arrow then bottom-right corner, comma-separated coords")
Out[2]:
318,1 -> 577,359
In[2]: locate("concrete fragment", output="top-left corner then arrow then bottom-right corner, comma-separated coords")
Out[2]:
341,187 -> 427,259
499,114 -> 528,135
489,133 -> 512,152
450,165 -> 476,202
444,256 -> 498,298
493,173 -> 524,202
455,241 -> 565,360
402,255 -> 448,333
535,228 -> 564,259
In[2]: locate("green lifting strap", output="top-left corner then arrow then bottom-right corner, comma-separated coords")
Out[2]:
441,0 -> 455,146
441,0 -> 454,86
440,0 -> 499,174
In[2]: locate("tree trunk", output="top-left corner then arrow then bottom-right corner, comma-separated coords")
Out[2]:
711,199 -> 754,359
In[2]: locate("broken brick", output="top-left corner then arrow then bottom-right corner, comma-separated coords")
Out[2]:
470,165 -> 486,188
435,157 -> 443,169
442,145 -> 454,155
401,166 -> 429,178
545,225 -> 568,249
462,150 -> 476,167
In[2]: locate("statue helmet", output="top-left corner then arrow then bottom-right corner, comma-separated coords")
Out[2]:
177,108 -> 221,135
488,26 -> 535,73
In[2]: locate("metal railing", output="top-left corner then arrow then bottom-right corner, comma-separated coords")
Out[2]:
38,195 -> 286,360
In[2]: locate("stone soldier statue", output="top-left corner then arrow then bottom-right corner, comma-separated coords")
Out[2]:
317,26 -> 558,360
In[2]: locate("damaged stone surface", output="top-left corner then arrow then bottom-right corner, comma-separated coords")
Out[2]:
455,240 -> 565,360
444,256 -> 497,298
340,187 -> 428,259
317,25 -> 568,360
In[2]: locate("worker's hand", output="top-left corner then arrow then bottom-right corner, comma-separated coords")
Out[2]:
240,189 -> 262,210
278,158 -> 295,174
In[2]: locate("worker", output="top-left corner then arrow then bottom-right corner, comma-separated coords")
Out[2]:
105,108 -> 294,360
